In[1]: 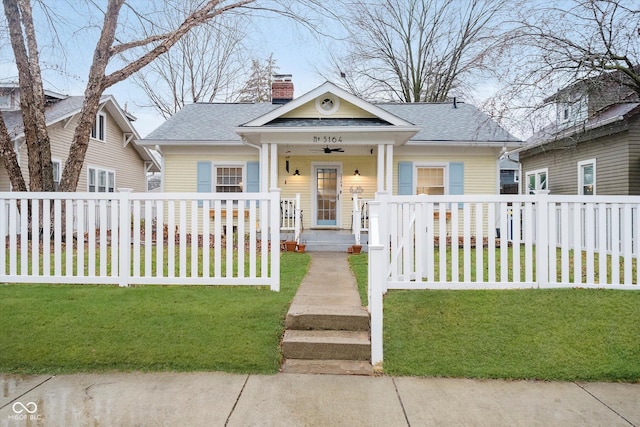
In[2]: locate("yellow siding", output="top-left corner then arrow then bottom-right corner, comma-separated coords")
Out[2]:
281,97 -> 376,119
278,156 -> 377,229
0,162 -> 9,191
393,149 -> 498,195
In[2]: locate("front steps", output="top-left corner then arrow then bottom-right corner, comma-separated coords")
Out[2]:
281,252 -> 373,376
297,230 -> 368,252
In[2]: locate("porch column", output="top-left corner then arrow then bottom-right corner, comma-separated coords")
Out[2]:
270,143 -> 278,190
386,144 -> 393,193
377,144 -> 385,193
260,143 -> 269,192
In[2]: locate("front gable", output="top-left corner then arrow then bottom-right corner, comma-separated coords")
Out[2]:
237,82 -> 420,146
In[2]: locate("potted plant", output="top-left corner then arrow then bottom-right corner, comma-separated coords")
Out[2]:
296,240 -> 306,253
351,244 -> 362,254
283,237 -> 296,252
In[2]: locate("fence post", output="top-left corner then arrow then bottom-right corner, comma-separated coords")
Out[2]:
118,189 -> 132,287
368,198 -> 385,367
535,191 -> 549,288
352,193 -> 361,245
294,192 -> 301,243
270,188 -> 281,291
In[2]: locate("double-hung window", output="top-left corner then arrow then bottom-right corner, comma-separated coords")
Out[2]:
526,168 -> 548,194
88,167 -> 115,192
578,159 -> 595,195
215,166 -> 243,193
416,165 -> 446,195
52,159 -> 61,190
91,112 -> 106,142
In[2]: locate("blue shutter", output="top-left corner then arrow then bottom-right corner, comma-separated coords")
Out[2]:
246,161 -> 260,193
449,162 -> 464,208
398,162 -> 413,195
197,161 -> 211,207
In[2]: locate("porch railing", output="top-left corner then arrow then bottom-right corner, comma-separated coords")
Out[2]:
280,194 -> 302,242
1,190 -> 281,290
351,194 -> 371,245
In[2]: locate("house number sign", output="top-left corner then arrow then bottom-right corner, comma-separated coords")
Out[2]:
313,135 -> 343,143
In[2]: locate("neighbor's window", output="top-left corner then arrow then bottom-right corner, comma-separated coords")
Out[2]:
416,166 -> 446,195
526,168 -> 548,194
52,159 -> 61,190
91,112 -> 106,141
88,167 -> 115,192
578,159 -> 596,195
215,166 -> 243,193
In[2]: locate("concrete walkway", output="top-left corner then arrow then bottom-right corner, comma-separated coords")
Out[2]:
2,372 -> 639,426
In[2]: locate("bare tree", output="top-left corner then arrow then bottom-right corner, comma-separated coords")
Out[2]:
131,1 -> 249,119
485,0 -> 639,138
236,54 -> 278,102
1,0 -> 318,192
330,0 -> 509,103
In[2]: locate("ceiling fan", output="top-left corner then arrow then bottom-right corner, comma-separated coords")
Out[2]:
311,146 -> 345,154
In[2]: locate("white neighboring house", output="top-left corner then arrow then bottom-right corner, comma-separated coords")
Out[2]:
0,84 -> 160,192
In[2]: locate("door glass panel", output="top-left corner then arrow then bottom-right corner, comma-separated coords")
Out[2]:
316,168 -> 337,225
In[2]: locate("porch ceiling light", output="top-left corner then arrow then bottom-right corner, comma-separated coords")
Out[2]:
354,169 -> 360,176
293,169 -> 301,176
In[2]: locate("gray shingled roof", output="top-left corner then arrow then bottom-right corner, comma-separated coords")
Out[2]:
144,103 -> 279,142
377,102 -> 519,142
142,100 -> 520,144
3,96 -> 86,138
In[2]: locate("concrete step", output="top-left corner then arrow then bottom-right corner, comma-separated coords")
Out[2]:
281,330 -> 371,361
281,359 -> 374,376
285,305 -> 370,331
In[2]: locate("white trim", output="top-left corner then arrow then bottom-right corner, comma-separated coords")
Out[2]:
311,162 -> 342,228
414,163 -> 448,195
242,81 -> 416,127
212,161 -> 246,194
525,168 -> 548,194
315,93 -> 340,115
87,165 -> 116,193
90,112 -> 107,142
51,158 -> 62,190
578,158 -> 596,195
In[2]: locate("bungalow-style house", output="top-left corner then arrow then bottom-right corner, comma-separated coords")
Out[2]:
513,71 -> 640,195
0,84 -> 160,192
138,77 -> 520,241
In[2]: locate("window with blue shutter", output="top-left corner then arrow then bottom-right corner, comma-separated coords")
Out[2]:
197,161 -> 211,207
449,162 -> 464,207
246,161 -> 260,193
398,161 -> 413,195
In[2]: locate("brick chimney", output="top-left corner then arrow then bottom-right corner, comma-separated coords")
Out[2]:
272,74 -> 294,104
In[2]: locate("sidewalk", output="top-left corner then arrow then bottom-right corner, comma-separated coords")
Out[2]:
2,372 -> 638,426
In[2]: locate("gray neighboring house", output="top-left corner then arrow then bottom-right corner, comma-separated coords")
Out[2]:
0,84 -> 160,192
512,71 -> 640,195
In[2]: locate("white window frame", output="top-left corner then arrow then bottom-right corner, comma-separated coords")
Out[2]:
578,159 -> 596,195
414,163 -> 448,195
525,168 -> 548,194
52,158 -> 61,190
88,166 -> 115,193
213,162 -> 245,194
91,112 -> 106,142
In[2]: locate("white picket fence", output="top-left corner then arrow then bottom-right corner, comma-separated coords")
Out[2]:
368,192 -> 640,365
1,190 -> 281,289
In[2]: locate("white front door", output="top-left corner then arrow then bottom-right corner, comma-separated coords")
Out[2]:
313,164 -> 341,227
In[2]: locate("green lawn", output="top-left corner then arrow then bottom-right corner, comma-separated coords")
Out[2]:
0,252 -> 310,375
349,254 -> 640,382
